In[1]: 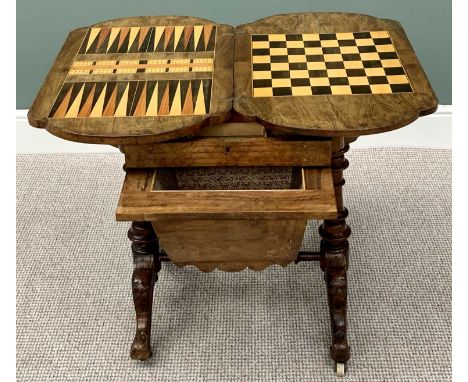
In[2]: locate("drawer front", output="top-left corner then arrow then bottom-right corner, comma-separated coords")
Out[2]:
122,137 -> 331,168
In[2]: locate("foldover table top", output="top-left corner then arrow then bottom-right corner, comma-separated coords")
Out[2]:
28,13 -> 438,144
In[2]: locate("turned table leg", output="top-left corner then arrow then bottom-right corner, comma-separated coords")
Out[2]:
319,137 -> 351,375
128,221 -> 161,360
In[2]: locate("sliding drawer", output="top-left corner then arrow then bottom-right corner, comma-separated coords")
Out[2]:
116,166 -> 336,272
116,166 -> 337,220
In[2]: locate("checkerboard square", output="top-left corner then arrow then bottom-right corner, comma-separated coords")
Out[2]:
327,69 -> 347,77
302,33 -> 320,41
253,87 -> 273,97
292,86 -> 313,96
365,67 -> 386,76
307,62 -> 327,70
305,47 -> 322,55
320,40 -> 340,48
340,46 -> 360,54
273,87 -> 293,96
270,48 -> 288,56
331,85 -> 353,95
272,78 -> 292,87
381,59 -> 402,68
390,83 -> 412,92
387,75 -> 410,84
271,70 -> 291,79
358,45 -> 377,53
370,30 -> 389,38
289,62 -> 308,70
370,84 -> 392,93
351,85 -> 372,94
304,40 -> 321,47
360,52 -> 380,61
252,48 -> 270,56
344,61 -> 365,69
336,32 -> 355,40
348,76 -> 370,86
270,41 -> 287,48
252,41 -> 270,49
252,55 -> 271,64
379,52 -> 399,60
310,77 -> 330,87
286,40 -> 305,48
319,33 -> 337,40
311,86 -> 332,95
325,61 -> 345,69
355,38 -> 374,46
363,60 -> 383,68
346,69 -> 366,77
253,63 -> 271,71
252,71 -> 272,80
309,69 -> 328,77
286,34 -> 303,41
368,76 -> 389,85
291,78 -> 312,87
290,70 -> 310,78
271,55 -> 289,63
289,55 -> 308,63
252,34 -> 269,41
354,32 -> 371,39
342,53 -> 361,61
271,62 -> 290,71
324,54 -> 343,62
376,44 -> 395,53
374,38 -> 393,45
288,48 -> 306,55
329,77 -> 350,86
268,34 -> 287,41
322,47 -> 341,54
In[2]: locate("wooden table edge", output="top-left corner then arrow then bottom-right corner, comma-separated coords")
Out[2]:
231,101 -> 438,137
29,110 -> 231,145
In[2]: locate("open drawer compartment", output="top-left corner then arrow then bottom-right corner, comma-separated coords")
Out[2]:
116,167 -> 337,272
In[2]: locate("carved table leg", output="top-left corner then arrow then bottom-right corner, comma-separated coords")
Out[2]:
128,221 -> 161,360
319,137 -> 351,373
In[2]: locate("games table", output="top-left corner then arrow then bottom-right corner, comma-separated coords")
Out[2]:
28,13 -> 438,376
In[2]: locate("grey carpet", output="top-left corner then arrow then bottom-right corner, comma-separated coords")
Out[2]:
16,149 -> 451,381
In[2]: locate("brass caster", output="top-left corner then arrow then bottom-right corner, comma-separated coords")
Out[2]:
335,362 -> 346,377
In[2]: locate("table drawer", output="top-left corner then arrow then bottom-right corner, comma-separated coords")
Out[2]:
121,137 -> 332,168
116,166 -> 337,220
116,166 -> 336,271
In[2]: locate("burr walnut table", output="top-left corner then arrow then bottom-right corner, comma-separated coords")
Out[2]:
28,13 -> 438,376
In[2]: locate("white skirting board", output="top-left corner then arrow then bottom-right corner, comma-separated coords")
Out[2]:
16,105 -> 451,153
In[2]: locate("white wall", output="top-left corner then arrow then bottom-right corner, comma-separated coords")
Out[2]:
16,105 -> 451,153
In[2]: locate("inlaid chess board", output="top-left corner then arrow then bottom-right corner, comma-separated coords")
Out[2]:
49,25 -> 216,118
251,31 -> 413,97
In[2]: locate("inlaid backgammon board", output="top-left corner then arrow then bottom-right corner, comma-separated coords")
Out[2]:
28,13 -> 438,377
29,17 -> 233,144
50,25 -> 217,119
